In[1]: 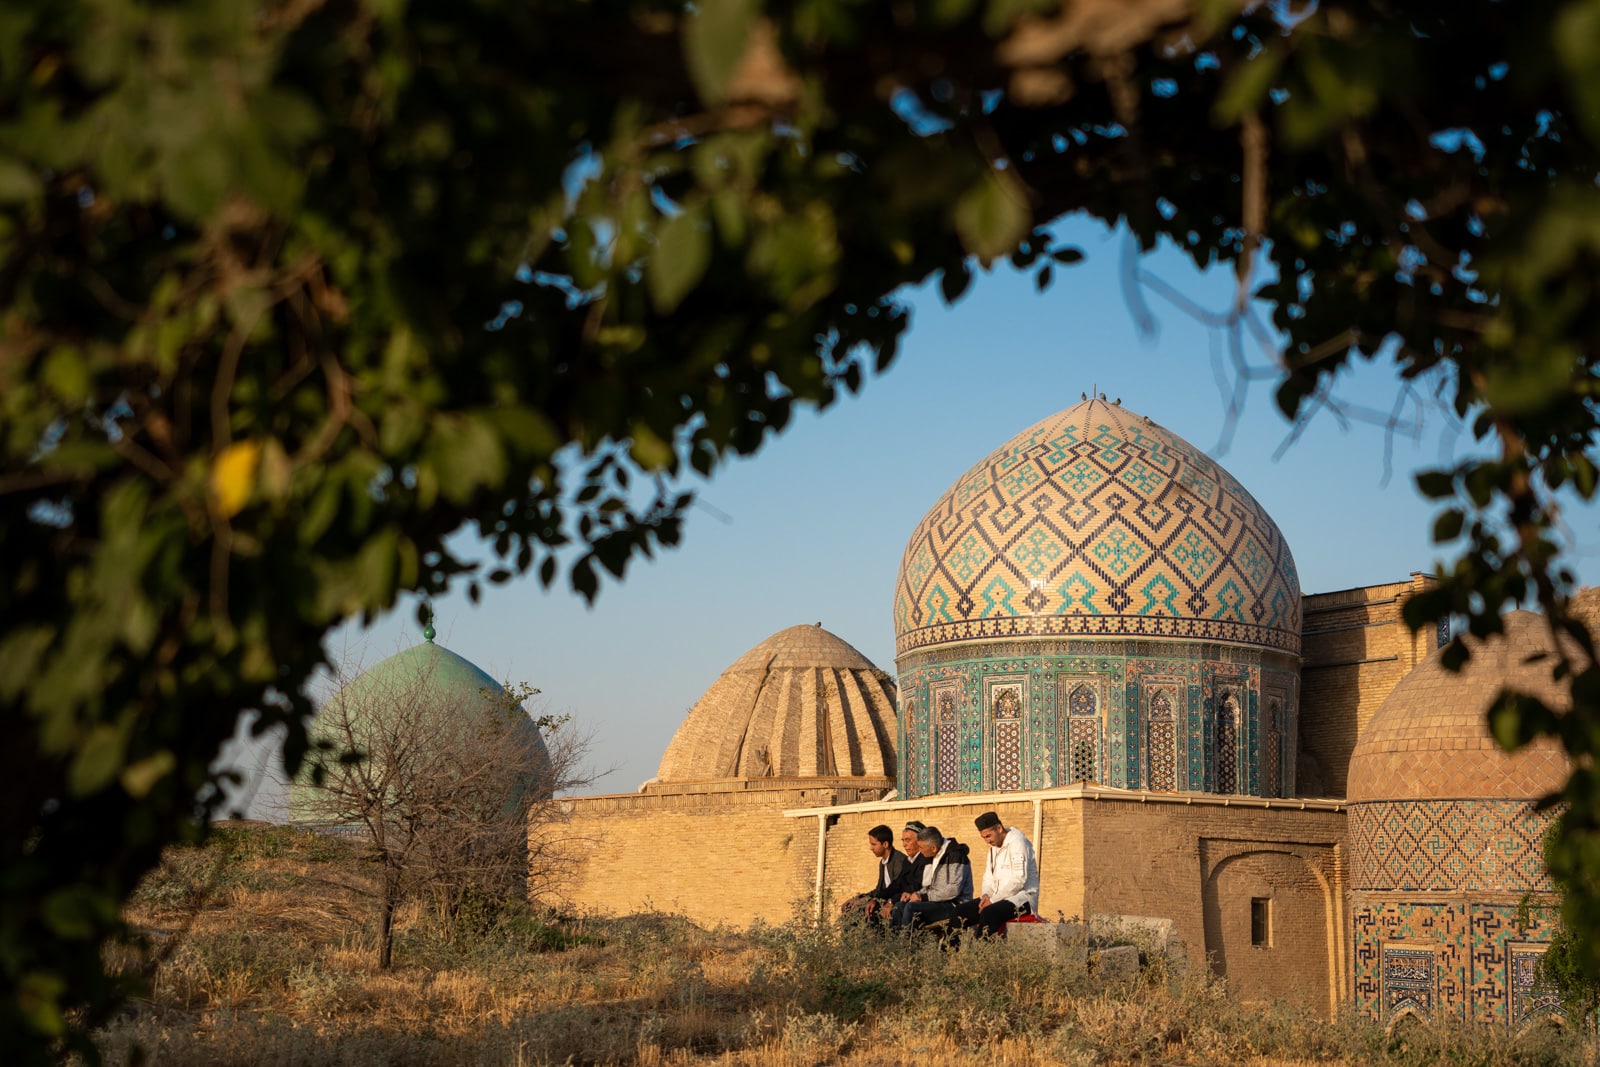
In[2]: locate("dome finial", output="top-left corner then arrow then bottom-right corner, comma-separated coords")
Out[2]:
422,601 -> 436,643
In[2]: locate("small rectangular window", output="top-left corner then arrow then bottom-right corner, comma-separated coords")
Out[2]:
1251,898 -> 1271,947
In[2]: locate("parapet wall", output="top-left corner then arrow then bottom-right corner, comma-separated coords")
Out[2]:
1299,575 -> 1439,796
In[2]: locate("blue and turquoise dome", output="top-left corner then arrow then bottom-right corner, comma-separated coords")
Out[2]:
894,397 -> 1302,658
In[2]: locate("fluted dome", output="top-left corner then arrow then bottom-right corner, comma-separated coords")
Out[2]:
894,397 -> 1301,657
1347,609 -> 1583,803
656,624 -> 897,782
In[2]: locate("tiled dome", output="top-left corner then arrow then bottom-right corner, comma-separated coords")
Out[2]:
894,397 -> 1301,657
656,624 -> 898,782
291,638 -> 548,820
1345,608 -> 1585,803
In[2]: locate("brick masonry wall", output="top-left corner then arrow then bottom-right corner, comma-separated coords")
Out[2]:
556,782 -> 886,927
560,785 -> 1348,1015
1300,575 -> 1438,796
1079,799 -> 1347,1014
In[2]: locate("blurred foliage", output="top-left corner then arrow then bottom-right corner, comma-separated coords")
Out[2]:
8,0 -> 1600,1060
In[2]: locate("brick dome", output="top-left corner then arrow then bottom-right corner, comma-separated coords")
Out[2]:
1345,609 -> 1584,803
894,397 -> 1301,658
656,624 -> 897,782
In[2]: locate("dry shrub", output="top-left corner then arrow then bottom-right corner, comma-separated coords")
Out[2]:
97,826 -> 1600,1067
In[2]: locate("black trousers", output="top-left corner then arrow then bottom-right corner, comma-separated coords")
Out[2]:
952,898 -> 1021,938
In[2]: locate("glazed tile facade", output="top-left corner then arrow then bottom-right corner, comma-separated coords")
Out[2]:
896,637 -> 1298,798
1350,799 -> 1564,1028
894,399 -> 1302,659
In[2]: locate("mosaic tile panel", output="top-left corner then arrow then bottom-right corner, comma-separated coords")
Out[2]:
1509,944 -> 1563,1027
935,684 -> 959,793
1353,896 -> 1562,1026
1214,690 -> 1240,794
1352,901 -> 1469,1022
1470,903 -> 1561,1026
1147,687 -> 1177,791
897,639 -> 1294,798
994,720 -> 1022,791
893,399 -> 1302,658
1349,801 -> 1558,893
1383,945 -> 1438,1020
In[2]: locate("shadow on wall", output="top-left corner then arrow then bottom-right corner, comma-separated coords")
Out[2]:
1202,847 -> 1335,1013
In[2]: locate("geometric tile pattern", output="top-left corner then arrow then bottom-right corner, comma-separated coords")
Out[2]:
1354,898 -> 1564,1026
1147,688 -> 1177,791
894,636 -> 1296,799
1262,699 -> 1282,798
995,719 -> 1022,791
1348,800 -> 1557,894
1214,690 -> 1240,794
1353,902 -> 1467,1022
894,398 -> 1302,657
936,685 -> 959,793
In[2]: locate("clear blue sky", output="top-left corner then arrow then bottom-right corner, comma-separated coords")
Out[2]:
305,216 -> 1600,799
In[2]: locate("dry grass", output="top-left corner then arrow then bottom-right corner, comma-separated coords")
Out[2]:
94,825 -> 1596,1067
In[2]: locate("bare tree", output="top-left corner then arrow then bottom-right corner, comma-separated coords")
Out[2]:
297,654 -> 593,969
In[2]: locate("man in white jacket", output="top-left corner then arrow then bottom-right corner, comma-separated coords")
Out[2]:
952,810 -> 1038,938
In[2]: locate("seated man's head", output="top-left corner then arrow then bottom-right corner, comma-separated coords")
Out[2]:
867,824 -> 894,859
915,826 -> 944,858
975,810 -> 1005,848
901,820 -> 926,856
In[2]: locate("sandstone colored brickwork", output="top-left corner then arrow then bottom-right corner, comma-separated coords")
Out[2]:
1078,798 -> 1347,1014
1299,574 -> 1438,797
555,780 -> 889,927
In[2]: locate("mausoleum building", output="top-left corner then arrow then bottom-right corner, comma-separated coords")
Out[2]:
557,397 -> 1574,1027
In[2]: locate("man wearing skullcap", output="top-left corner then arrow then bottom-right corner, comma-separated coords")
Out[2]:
952,811 -> 1038,938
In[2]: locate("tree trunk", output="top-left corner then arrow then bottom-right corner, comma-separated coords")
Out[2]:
378,872 -> 397,970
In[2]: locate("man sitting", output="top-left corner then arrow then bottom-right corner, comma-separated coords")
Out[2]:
952,810 -> 1038,939
890,825 -> 972,931
839,824 -> 909,921
867,820 -> 929,922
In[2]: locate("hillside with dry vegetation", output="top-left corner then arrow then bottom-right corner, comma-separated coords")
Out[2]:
96,824 -> 1589,1067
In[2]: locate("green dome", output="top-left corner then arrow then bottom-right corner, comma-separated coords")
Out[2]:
290,640 -> 548,822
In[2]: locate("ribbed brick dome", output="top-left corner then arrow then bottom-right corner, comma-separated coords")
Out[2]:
894,397 -> 1301,658
656,624 -> 897,782
1346,609 -> 1585,803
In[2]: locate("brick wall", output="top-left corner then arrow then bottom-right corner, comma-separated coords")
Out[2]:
560,784 -> 1348,1015
556,779 -> 888,927
1078,797 -> 1347,1014
1300,575 -> 1438,796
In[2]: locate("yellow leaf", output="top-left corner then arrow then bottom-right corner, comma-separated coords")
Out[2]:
210,440 -> 262,518
120,750 -> 175,798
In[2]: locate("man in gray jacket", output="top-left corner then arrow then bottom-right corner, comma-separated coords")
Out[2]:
890,825 -> 973,930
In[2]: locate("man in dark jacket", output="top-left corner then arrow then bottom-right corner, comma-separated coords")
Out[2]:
839,824 -> 910,921
890,825 -> 973,930
868,820 -> 930,921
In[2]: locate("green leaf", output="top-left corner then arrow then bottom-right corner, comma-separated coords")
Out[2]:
1213,48 -> 1283,125
0,155 -> 41,203
1432,509 -> 1465,542
953,169 -> 1030,266
648,207 -> 712,314
1415,470 -> 1456,500
68,723 -> 127,797
683,0 -> 758,106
